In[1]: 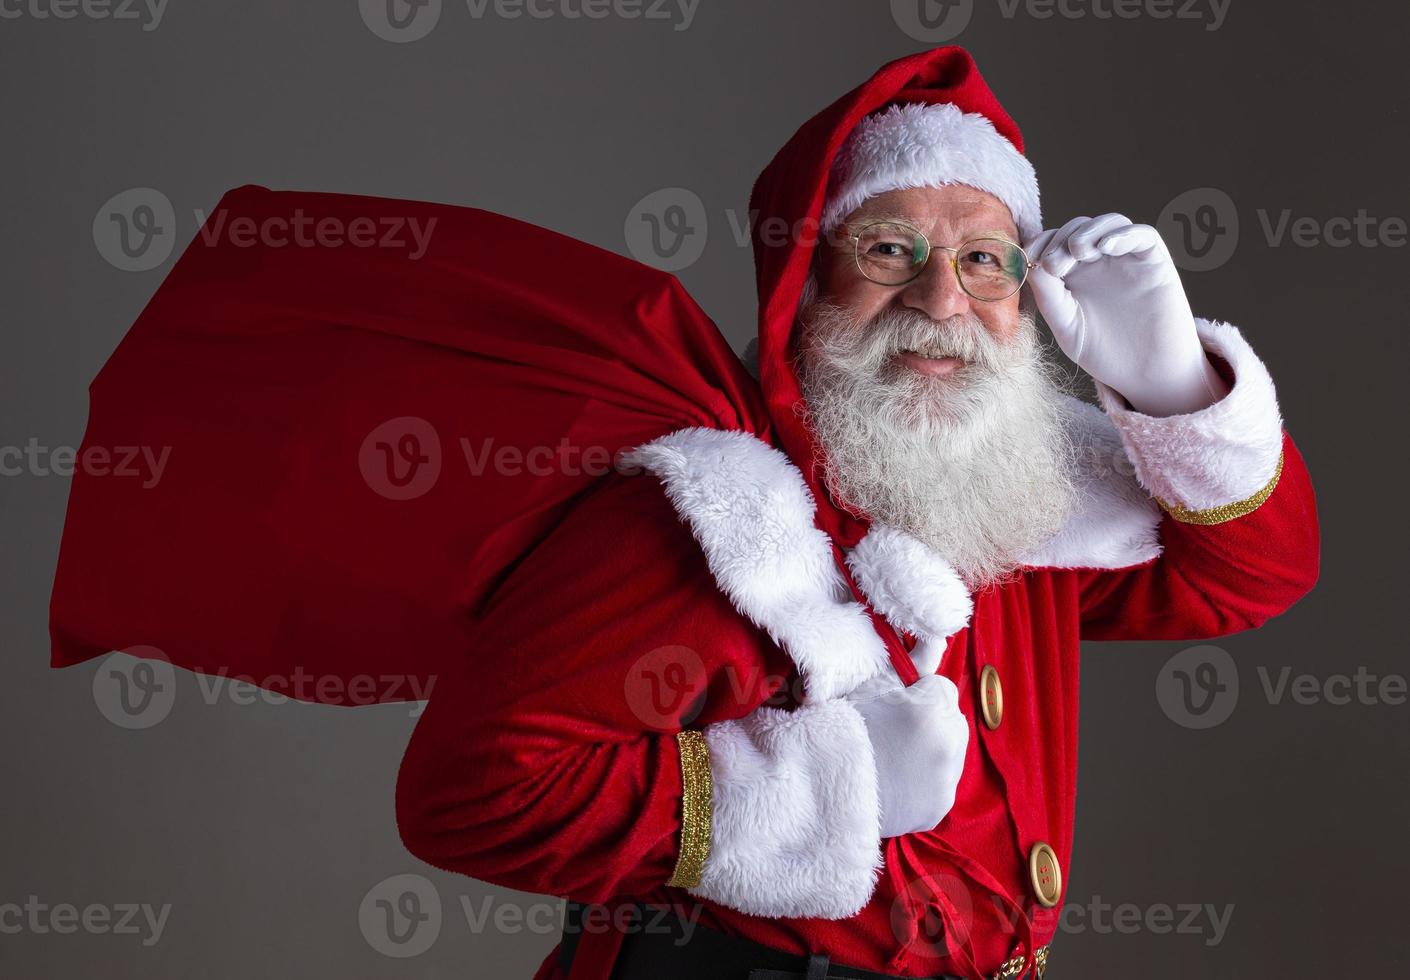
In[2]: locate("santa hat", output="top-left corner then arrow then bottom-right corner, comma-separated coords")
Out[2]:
820,99 -> 1041,242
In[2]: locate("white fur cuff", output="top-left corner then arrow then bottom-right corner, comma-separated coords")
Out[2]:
1095,318 -> 1285,514
692,699 -> 883,920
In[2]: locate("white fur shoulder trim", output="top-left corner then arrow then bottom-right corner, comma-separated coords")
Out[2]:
693,699 -> 883,919
1094,318 -> 1284,512
621,428 -> 890,702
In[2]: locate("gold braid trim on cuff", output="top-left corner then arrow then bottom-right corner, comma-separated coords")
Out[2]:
666,729 -> 712,889
1155,450 -> 1285,526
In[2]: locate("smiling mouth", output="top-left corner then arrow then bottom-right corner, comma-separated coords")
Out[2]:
895,349 -> 966,377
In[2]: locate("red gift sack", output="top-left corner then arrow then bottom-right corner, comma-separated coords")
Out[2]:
49,185 -> 767,704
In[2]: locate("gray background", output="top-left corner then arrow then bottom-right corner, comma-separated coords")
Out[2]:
3,1 -> 1406,977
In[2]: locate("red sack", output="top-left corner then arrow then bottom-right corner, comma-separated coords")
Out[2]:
49,185 -> 768,704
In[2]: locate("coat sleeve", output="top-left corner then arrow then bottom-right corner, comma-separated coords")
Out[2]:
1076,318 -> 1320,639
395,460 -> 888,920
394,471 -> 793,902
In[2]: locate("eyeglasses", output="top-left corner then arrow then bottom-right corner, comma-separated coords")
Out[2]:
840,218 -> 1038,302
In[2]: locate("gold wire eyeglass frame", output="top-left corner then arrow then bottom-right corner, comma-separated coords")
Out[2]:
840,218 -> 1040,302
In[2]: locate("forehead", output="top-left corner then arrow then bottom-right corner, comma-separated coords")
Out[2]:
844,185 -> 1018,239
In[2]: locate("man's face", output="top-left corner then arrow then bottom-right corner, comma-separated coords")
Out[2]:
797,183 -> 1076,588
816,184 -> 1025,379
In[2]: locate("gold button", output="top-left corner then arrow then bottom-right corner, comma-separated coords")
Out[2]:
979,664 -> 1003,730
1029,842 -> 1062,908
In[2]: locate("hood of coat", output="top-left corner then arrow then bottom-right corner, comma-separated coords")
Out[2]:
747,46 -> 1034,548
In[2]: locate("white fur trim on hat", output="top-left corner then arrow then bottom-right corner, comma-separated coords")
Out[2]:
821,102 -> 1042,242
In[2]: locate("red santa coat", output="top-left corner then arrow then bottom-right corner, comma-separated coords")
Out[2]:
394,48 -> 1320,980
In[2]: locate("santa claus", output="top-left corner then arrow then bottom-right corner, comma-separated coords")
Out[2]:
392,45 -> 1320,980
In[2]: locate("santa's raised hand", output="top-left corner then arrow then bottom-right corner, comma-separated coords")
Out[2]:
1024,213 -> 1229,417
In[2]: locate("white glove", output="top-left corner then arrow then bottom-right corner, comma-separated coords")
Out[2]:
846,671 -> 969,839
1024,214 -> 1229,417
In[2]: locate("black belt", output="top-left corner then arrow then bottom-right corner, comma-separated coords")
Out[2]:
558,902 -> 967,980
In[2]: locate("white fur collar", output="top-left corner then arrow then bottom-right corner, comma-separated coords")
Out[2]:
623,400 -> 1159,698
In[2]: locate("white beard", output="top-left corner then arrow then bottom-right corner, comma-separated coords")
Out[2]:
796,300 -> 1080,591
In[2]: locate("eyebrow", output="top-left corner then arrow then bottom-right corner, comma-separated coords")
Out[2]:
846,213 -> 1019,242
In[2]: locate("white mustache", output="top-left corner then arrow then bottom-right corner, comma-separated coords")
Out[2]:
817,305 -> 1014,377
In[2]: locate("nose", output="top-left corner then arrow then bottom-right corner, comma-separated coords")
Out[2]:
896,250 -> 972,323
